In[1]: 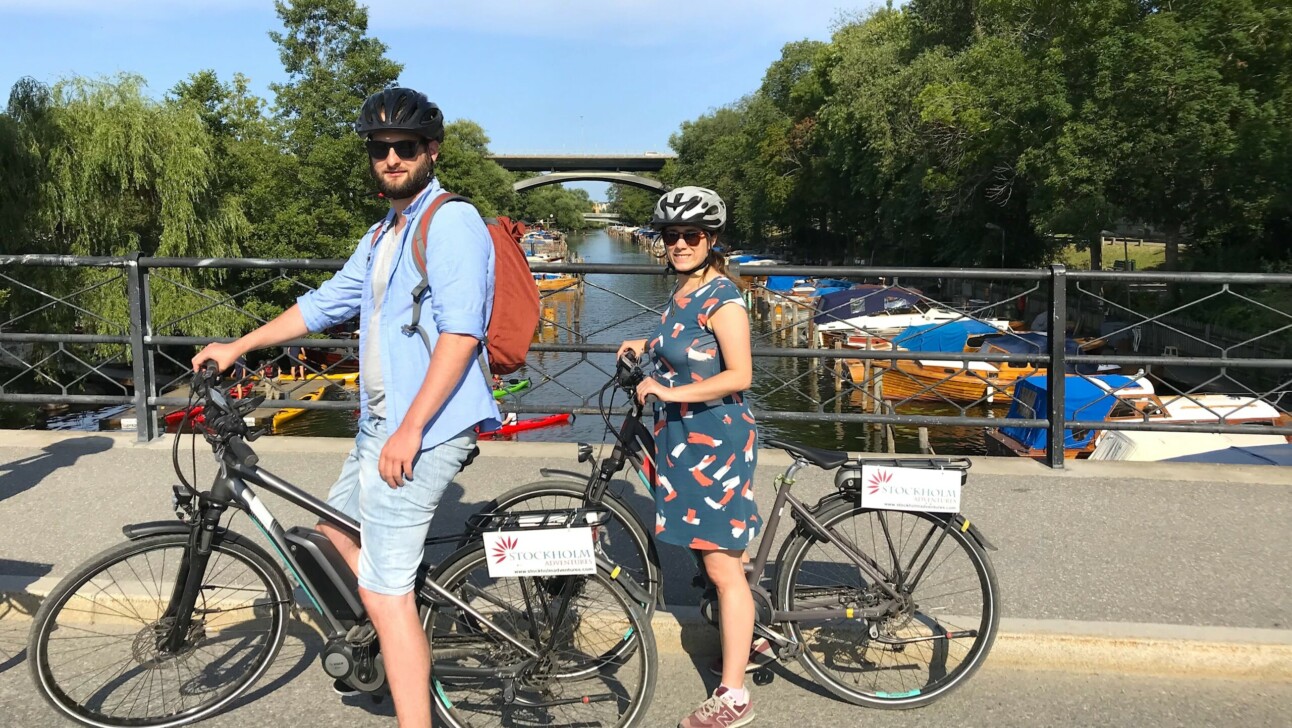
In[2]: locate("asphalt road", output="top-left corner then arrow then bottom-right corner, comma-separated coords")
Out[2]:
1,614 -> 1289,728
2,433 -> 1291,629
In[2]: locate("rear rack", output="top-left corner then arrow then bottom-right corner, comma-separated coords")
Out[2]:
465,507 -> 611,534
835,457 -> 972,490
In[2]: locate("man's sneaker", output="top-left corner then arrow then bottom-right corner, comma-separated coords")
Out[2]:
707,637 -> 775,676
332,678 -> 360,697
678,686 -> 754,728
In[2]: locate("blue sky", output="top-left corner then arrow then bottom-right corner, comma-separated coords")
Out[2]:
0,0 -> 874,199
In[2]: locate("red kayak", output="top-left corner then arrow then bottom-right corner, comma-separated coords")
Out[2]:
477,413 -> 573,438
165,405 -> 205,427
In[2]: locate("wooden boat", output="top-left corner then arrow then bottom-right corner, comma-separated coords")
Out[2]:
535,273 -> 580,292
852,328 -> 1067,404
984,375 -> 1158,458
815,286 -> 1011,339
985,377 -> 1289,459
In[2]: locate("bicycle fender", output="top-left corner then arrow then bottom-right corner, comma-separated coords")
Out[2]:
122,520 -> 237,545
537,468 -> 590,482
802,497 -> 997,552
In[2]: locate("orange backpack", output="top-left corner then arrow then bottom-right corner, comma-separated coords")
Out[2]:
403,192 -> 539,375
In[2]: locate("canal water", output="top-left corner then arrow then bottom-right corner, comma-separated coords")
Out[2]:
8,230 -> 997,455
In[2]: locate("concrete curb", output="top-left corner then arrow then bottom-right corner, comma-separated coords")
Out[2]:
5,576 -> 1289,681
5,429 -> 1292,485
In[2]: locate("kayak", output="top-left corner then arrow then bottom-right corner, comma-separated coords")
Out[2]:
477,413 -> 573,438
275,372 -> 360,385
273,385 -> 328,429
162,381 -> 253,427
492,379 -> 531,399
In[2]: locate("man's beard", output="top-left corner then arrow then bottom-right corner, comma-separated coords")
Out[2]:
373,158 -> 434,200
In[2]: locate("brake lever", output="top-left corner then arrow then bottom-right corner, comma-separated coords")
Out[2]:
245,426 -> 270,442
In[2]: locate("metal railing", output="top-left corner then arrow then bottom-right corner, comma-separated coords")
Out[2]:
2,253 -> 1289,469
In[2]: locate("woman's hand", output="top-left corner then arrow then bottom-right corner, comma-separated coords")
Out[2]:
617,338 -> 647,361
635,377 -> 672,405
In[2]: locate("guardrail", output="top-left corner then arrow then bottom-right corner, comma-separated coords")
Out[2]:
2,254 -> 1289,468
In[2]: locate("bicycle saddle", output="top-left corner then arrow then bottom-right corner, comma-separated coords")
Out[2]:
765,438 -> 849,469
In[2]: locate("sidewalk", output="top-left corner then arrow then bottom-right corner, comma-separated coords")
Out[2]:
2,430 -> 1290,679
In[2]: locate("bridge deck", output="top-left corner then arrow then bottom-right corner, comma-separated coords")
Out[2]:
1,431 -> 1289,632
491,154 -> 675,172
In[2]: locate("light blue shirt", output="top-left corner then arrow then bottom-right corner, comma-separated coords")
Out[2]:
296,178 -> 501,449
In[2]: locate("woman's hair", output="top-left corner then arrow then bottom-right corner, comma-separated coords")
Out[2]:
706,234 -> 746,290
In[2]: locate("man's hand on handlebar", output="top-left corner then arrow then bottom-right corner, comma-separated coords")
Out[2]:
191,342 -> 245,374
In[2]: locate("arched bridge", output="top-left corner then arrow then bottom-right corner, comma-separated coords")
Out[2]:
514,172 -> 666,193
491,153 -> 675,194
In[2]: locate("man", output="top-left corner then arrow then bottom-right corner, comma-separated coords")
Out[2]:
192,87 -> 500,728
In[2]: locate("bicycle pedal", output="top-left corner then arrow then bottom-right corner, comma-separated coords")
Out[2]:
346,623 -> 377,645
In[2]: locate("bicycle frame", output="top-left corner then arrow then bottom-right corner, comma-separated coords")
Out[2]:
155,445 -> 545,665
587,388 -> 972,630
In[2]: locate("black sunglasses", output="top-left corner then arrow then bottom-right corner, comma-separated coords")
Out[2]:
365,139 -> 423,161
662,230 -> 707,245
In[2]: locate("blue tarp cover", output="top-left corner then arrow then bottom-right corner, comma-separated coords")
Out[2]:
1165,444 -> 1292,466
893,320 -> 1001,353
1002,374 -> 1136,450
813,286 -> 923,325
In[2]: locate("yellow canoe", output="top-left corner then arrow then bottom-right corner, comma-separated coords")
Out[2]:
272,385 -> 328,429
275,372 -> 360,385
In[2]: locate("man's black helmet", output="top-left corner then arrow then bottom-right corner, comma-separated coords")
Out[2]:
354,87 -> 445,142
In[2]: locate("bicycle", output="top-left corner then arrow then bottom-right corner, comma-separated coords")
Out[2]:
28,361 -> 657,727
468,351 -> 1000,708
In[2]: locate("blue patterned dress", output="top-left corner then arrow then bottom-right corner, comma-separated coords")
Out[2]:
646,277 -> 759,551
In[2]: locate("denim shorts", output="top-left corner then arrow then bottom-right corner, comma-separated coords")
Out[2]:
325,416 -> 477,596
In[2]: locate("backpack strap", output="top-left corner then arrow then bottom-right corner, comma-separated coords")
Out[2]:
401,192 -> 496,388
403,192 -> 471,353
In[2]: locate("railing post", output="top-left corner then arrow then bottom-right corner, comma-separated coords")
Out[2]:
126,254 -> 158,442
1046,264 -> 1067,468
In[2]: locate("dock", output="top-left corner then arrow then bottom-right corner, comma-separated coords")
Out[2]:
101,373 -> 358,433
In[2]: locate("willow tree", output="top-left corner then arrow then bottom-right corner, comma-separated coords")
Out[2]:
0,75 -> 250,379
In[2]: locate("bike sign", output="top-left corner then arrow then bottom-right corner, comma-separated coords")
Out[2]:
483,527 -> 597,577
859,465 -> 962,513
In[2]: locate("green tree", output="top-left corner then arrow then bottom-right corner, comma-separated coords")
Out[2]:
607,183 -> 658,226
511,185 -> 594,231
436,119 -> 516,215
0,75 -> 251,348
266,0 -> 402,259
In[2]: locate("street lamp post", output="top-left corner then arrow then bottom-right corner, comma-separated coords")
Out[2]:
985,223 -> 1005,268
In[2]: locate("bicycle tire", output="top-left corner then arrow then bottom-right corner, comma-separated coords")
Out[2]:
774,504 -> 999,709
425,543 -> 657,728
29,532 -> 291,727
466,480 -> 661,615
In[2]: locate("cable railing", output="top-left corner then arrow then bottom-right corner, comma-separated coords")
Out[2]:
2,254 -> 1289,468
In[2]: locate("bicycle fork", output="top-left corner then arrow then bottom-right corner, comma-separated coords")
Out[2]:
159,499 -> 228,653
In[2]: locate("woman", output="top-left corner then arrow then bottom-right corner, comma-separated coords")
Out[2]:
618,186 -> 760,728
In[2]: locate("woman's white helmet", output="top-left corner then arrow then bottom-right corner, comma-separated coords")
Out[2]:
650,186 -> 726,232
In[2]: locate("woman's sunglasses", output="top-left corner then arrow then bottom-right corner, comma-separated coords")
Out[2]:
365,139 -> 423,161
662,230 -> 707,246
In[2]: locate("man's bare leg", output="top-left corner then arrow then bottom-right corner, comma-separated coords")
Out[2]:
362,588 -> 432,728
318,522 -> 360,576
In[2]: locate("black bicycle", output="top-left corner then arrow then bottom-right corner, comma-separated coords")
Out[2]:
468,351 -> 1000,708
28,361 -> 657,727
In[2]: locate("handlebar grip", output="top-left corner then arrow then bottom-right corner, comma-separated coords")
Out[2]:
201,359 -> 219,378
227,436 -> 259,468
643,394 -> 660,406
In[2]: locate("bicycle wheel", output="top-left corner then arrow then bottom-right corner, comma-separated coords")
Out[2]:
425,544 -> 657,728
472,481 -> 661,615
775,504 -> 999,709
29,532 -> 291,727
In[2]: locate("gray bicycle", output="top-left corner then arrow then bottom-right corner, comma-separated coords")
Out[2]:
28,361 -> 657,727
470,352 -> 1000,708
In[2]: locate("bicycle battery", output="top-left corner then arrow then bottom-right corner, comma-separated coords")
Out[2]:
284,527 -> 365,622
